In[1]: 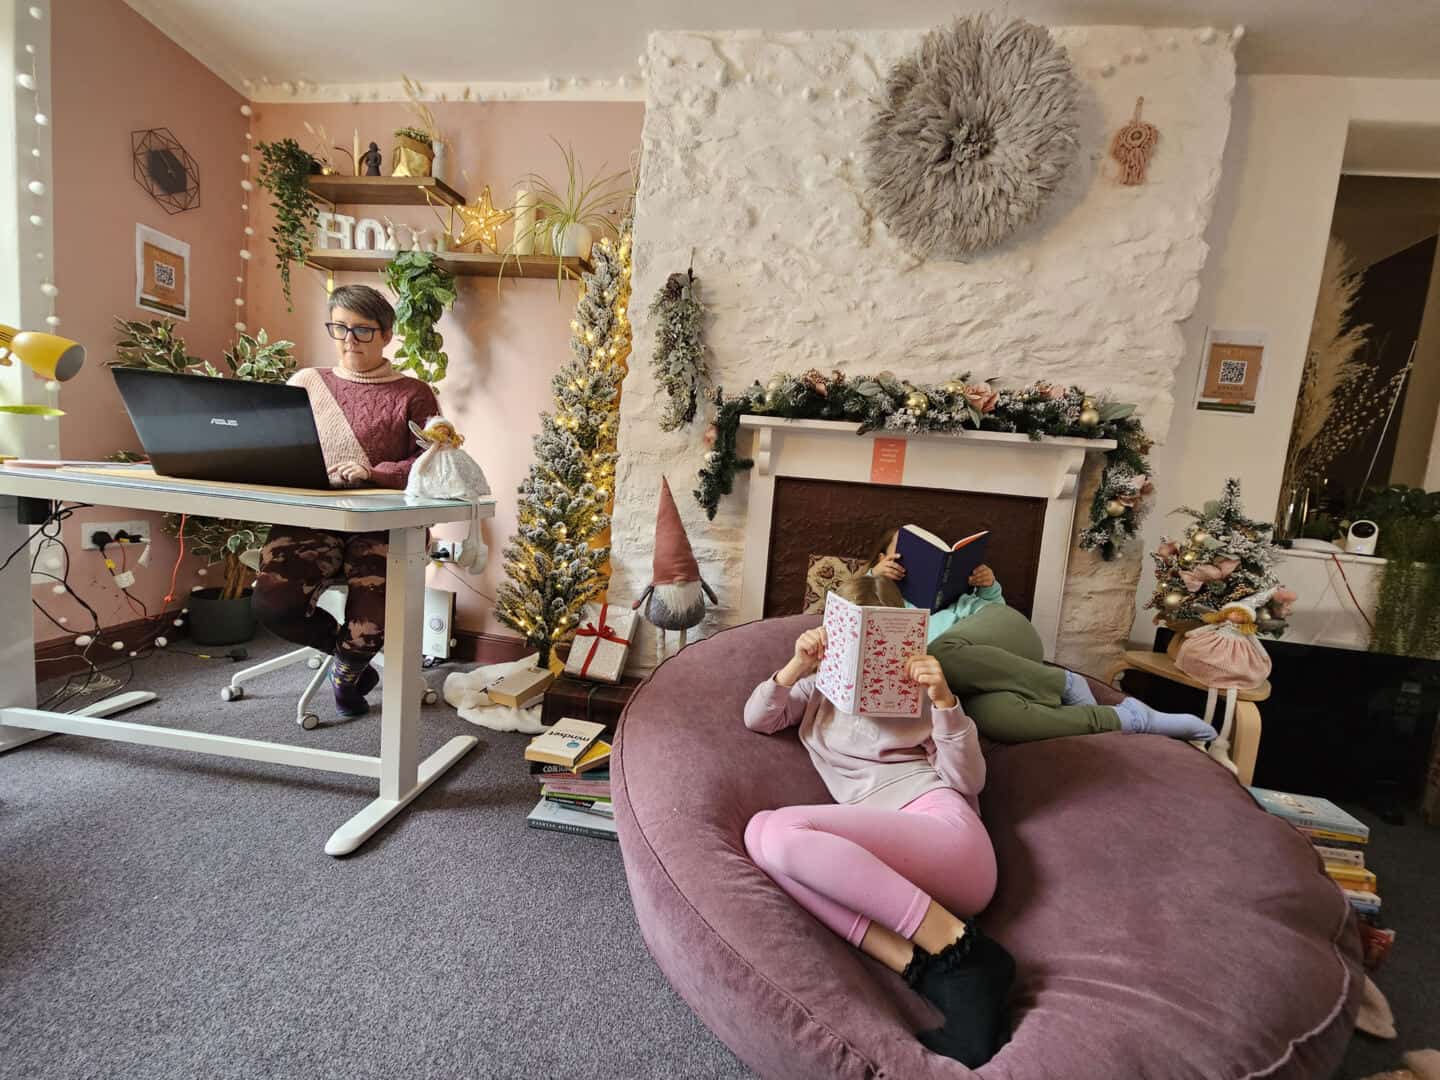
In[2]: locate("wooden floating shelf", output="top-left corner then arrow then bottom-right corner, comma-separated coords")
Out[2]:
305,175 -> 466,208
306,249 -> 593,279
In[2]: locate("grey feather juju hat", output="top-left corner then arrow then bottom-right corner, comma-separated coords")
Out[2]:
863,14 -> 1080,259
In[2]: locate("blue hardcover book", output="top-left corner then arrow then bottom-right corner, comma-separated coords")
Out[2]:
1247,787 -> 1370,841
893,525 -> 991,613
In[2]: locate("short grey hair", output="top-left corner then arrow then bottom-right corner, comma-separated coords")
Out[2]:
327,284 -> 395,335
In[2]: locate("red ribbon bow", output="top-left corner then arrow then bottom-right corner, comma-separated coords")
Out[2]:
573,602 -> 631,679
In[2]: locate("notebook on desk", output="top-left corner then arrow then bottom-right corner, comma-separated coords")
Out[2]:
112,368 -> 338,490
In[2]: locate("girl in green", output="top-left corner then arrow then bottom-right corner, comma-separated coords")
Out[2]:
866,528 -> 1213,744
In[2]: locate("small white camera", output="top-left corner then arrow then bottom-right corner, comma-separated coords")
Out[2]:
1346,519 -> 1380,556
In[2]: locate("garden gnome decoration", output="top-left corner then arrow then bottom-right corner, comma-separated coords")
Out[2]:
633,476 -> 717,660
361,142 -> 383,177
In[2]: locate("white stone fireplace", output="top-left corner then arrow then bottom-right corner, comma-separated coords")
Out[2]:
609,26 -> 1236,675
737,418 -> 1115,656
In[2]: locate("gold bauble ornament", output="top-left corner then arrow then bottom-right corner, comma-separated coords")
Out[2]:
1192,530 -> 1210,545
906,391 -> 929,414
940,379 -> 967,395
1179,550 -> 1198,566
1105,499 -> 1126,517
1079,407 -> 1101,426
1082,398 -> 1096,410
1163,591 -> 1185,609
453,185 -> 514,252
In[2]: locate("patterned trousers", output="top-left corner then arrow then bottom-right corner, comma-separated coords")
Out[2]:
253,526 -> 388,658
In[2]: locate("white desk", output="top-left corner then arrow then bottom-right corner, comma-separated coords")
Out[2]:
0,465 -> 495,856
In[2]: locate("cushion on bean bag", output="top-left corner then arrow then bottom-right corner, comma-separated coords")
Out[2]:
612,614 -> 1362,1080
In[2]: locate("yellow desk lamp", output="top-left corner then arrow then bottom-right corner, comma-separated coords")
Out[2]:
0,323 -> 84,416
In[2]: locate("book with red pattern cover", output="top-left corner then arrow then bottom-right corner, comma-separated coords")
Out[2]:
814,591 -> 928,718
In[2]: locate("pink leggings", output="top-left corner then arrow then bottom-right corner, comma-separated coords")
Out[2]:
743,787 -> 998,947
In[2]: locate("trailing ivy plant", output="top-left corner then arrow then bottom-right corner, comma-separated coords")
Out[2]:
381,250 -> 457,385
255,138 -> 320,311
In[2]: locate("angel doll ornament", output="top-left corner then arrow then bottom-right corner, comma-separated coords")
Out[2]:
1176,590 -> 1278,777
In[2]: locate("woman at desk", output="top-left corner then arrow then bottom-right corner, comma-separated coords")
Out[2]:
252,285 -> 438,719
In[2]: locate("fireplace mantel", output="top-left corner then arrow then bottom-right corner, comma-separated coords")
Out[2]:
737,417 -> 1118,656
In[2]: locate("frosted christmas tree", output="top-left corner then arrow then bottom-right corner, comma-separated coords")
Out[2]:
1147,477 -> 1295,636
496,227 -> 633,665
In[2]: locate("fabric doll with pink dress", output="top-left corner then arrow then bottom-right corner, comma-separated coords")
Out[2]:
1175,589 -> 1276,690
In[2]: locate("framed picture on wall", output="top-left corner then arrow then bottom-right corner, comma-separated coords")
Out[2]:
135,224 -> 190,320
1195,328 -> 1266,414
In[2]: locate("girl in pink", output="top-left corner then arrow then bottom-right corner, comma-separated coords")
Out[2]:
743,575 -> 1015,1068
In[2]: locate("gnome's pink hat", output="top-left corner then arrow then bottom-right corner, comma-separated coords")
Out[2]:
652,477 -> 700,585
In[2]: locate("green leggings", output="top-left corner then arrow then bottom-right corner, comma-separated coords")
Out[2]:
926,605 -> 1121,743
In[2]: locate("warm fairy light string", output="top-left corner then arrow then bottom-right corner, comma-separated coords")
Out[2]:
234,102 -> 255,336
15,3 -> 61,433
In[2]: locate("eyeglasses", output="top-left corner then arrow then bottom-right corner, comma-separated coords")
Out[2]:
325,322 -> 381,342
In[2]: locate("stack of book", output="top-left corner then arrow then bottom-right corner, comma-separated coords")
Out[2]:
523,717 -> 616,841
1247,786 -> 1394,964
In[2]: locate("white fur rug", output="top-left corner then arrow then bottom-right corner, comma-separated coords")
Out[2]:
441,654 -> 546,734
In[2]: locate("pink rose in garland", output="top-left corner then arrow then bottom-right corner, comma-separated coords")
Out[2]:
1116,473 -> 1154,508
1270,586 -> 1298,620
1156,538 -> 1179,558
1032,381 -> 1068,400
963,384 -> 999,413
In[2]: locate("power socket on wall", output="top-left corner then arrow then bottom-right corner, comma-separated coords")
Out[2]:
82,520 -> 152,550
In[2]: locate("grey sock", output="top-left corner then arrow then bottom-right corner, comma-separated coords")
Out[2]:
1061,669 -> 1098,707
1115,697 -> 1216,742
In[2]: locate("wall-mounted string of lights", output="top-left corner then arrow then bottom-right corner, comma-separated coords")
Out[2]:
234,102 -> 254,336
14,2 -> 62,439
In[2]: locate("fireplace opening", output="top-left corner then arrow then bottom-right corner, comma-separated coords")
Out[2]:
762,476 -> 1046,619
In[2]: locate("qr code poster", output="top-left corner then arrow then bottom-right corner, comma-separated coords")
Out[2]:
1196,329 -> 1265,414
135,224 -> 190,320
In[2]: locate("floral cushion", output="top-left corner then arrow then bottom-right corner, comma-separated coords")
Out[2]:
803,555 -> 869,613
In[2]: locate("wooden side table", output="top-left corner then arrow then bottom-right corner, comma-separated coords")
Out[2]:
1107,650 -> 1270,786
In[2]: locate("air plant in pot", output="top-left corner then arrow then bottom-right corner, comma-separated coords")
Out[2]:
508,140 -> 631,284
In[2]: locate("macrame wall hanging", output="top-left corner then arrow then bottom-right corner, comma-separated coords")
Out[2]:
862,13 -> 1081,258
1110,97 -> 1160,186
648,260 -> 708,432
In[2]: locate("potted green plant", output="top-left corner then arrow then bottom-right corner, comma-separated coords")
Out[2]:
223,327 -> 297,383
511,140 -> 631,268
111,317 -> 222,376
381,250 -> 456,384
400,75 -> 448,181
255,137 -> 321,311
393,126 -> 435,178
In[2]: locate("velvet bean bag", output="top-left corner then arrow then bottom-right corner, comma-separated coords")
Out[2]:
612,614 -> 1362,1080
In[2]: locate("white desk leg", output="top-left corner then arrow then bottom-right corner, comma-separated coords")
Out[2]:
0,497 -> 43,753
325,525 -> 476,856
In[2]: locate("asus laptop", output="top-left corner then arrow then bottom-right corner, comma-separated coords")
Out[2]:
111,368 -> 332,489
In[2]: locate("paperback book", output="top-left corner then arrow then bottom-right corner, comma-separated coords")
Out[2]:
1247,787 -> 1370,842
526,796 -> 618,841
524,718 -> 606,769
814,591 -> 929,718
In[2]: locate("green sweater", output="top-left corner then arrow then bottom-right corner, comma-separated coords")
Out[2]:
911,581 -> 1006,643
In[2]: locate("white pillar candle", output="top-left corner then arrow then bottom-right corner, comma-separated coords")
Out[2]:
353,129 -> 361,175
511,188 -> 536,255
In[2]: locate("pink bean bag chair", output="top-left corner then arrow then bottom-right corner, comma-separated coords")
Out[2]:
612,614 -> 1362,1079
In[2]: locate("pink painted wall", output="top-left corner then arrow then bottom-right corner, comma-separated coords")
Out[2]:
246,101 -> 644,639
37,0 -> 245,646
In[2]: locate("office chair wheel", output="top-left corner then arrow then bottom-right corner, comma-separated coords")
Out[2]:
299,713 -> 320,730
221,685 -> 243,702
307,656 -> 323,670
422,688 -> 438,706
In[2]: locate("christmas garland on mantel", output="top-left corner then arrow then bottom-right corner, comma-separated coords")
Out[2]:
694,369 -> 1154,560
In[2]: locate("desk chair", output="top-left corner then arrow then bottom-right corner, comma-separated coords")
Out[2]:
219,586 -> 437,729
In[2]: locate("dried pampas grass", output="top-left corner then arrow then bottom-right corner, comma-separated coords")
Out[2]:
863,14 -> 1080,258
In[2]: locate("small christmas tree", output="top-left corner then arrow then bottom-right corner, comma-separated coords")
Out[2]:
495,227 -> 633,665
1147,478 -> 1291,634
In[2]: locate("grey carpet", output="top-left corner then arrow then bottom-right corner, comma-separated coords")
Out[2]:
1336,804 -> 1440,1079
5,635 -> 1435,1079
2,633 -> 752,1080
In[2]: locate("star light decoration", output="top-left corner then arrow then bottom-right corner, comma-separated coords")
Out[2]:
452,185 -> 512,253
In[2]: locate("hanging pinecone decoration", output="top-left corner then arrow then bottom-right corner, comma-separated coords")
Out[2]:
1110,97 -> 1159,186
649,267 -> 708,432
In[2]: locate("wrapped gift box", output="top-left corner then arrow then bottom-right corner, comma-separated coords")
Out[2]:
563,602 -> 637,684
540,675 -> 642,736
